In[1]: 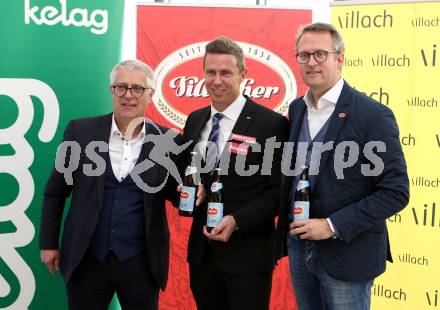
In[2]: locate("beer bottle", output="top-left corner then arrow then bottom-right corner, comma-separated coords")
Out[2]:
207,168 -> 223,233
179,152 -> 198,217
292,166 -> 311,223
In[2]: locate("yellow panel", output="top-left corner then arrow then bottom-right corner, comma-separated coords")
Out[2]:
332,2 -> 440,309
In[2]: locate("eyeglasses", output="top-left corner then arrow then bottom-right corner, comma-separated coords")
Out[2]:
296,50 -> 339,64
112,85 -> 150,98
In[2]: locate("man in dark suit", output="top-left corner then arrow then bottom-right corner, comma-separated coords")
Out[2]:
275,23 -> 409,310
39,59 -> 202,310
182,37 -> 288,310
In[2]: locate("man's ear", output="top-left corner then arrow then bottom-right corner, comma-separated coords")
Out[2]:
240,68 -> 248,82
338,53 -> 344,69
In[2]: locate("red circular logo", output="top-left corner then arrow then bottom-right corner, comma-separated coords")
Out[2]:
153,41 -> 297,128
294,207 -> 303,215
180,191 -> 190,199
207,207 -> 218,215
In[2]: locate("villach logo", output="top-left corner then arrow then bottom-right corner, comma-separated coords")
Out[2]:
24,0 -> 108,35
152,41 -> 297,128
0,79 -> 59,308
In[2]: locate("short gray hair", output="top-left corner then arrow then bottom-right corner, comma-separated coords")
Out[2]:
109,59 -> 155,89
296,22 -> 345,53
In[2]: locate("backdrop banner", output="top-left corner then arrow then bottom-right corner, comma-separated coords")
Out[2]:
331,1 -> 440,309
137,4 -> 311,310
0,0 -> 125,308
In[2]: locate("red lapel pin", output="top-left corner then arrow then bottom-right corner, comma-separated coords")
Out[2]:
339,112 -> 346,118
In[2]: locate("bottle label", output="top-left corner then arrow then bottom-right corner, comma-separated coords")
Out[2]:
207,202 -> 224,228
179,186 -> 196,212
296,180 -> 309,191
293,201 -> 310,222
185,166 -> 197,176
210,181 -> 223,192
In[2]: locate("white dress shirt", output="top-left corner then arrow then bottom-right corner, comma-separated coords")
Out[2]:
303,78 -> 344,237
108,115 -> 145,182
198,95 -> 247,158
303,78 -> 344,139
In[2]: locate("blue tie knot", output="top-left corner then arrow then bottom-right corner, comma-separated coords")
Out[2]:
205,112 -> 224,170
212,113 -> 224,124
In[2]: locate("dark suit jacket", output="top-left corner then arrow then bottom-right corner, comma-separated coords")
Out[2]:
39,113 -> 179,290
275,81 -> 409,282
182,97 -> 289,274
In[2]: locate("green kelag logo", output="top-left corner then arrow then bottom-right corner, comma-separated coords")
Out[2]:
0,79 -> 59,309
24,0 -> 108,35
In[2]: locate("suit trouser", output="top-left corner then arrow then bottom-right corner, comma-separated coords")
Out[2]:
189,246 -> 273,310
66,251 -> 159,310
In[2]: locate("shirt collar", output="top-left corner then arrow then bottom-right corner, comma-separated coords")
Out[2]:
304,78 -> 344,111
111,114 -> 146,140
210,94 -> 246,121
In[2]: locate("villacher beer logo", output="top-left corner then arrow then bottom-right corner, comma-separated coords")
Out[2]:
180,191 -> 191,199
294,207 -> 304,215
152,41 -> 297,128
207,207 -> 219,216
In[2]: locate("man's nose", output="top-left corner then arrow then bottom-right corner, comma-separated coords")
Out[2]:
306,55 -> 319,65
213,73 -> 222,84
124,88 -> 134,98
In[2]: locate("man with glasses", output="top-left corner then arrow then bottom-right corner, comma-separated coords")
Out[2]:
39,60 -> 202,309
275,23 -> 409,309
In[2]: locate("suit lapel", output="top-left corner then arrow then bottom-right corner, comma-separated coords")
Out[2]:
190,107 -> 211,144
141,120 -> 159,192
289,100 -> 307,145
96,113 -> 113,210
282,100 -> 306,191
185,107 -> 211,169
229,99 -> 257,136
218,99 -> 256,162
314,82 -> 351,189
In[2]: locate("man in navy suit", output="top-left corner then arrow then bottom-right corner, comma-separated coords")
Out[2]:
39,60 -> 202,310
275,23 -> 409,310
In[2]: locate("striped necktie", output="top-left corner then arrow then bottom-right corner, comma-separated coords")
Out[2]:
205,112 -> 224,171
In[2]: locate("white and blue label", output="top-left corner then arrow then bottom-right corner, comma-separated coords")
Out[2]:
296,180 -> 309,191
207,202 -> 223,228
210,181 -> 223,192
293,201 -> 310,222
179,186 -> 196,212
185,166 -> 197,176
